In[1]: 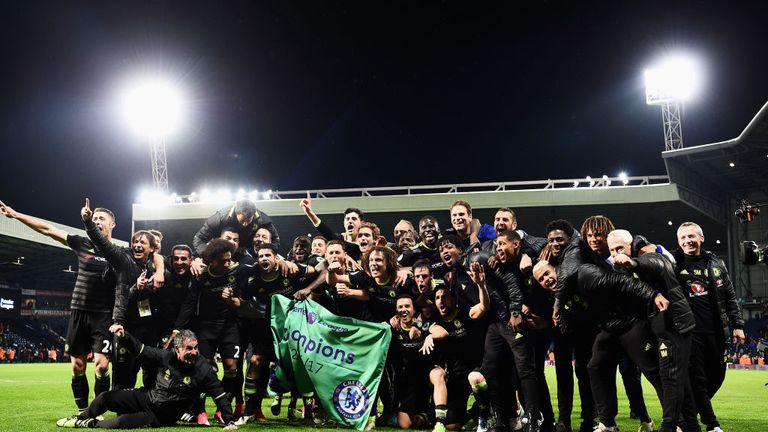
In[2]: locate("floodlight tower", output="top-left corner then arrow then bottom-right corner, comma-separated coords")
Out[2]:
644,55 -> 702,151
119,78 -> 185,192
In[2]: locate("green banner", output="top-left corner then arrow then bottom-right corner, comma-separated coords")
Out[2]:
270,296 -> 392,430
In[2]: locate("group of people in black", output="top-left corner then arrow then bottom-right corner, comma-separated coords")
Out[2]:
0,195 -> 744,432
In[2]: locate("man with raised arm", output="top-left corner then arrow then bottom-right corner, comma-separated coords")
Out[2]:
300,192 -> 364,261
81,198 -> 165,391
1,199 -> 115,416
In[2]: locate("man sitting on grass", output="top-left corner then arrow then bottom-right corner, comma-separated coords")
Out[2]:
56,328 -> 237,430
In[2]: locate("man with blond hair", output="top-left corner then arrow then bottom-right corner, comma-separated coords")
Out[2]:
673,222 -> 744,432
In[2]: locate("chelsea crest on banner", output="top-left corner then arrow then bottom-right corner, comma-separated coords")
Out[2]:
270,296 -> 392,430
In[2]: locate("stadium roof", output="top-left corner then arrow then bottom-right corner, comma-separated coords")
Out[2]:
0,217 -> 127,290
663,100 -> 768,222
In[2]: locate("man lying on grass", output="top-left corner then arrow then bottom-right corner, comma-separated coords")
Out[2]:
56,328 -> 237,430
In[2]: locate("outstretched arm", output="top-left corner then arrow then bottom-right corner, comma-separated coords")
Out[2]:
0,200 -> 68,245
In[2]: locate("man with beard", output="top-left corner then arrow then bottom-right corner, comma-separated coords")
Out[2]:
237,243 -> 317,425
480,208 -> 515,252
172,239 -> 245,426
0,200 -> 116,414
541,219 -> 595,432
468,230 -> 544,432
392,294 -> 432,429
420,262 -> 489,432
532,261 -> 666,432
673,222 -> 744,432
608,229 -> 697,432
155,246 -> 194,348
81,199 -> 165,391
56,329 -> 237,430
193,199 -> 280,256
481,208 -> 547,274
300,192 -> 364,261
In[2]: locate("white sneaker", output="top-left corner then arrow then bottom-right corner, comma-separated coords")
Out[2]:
593,423 -> 618,432
676,428 -> 683,432
56,416 -> 79,427
233,415 -> 253,426
638,420 -> 653,432
707,428 -> 724,432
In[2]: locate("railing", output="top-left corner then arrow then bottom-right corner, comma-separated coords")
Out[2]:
166,175 -> 670,203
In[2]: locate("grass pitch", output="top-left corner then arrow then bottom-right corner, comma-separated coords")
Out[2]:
0,363 -> 766,431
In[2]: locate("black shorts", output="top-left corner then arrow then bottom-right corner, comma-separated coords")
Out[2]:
66,310 -> 112,356
197,320 -> 241,360
248,318 -> 275,360
445,360 -> 474,426
395,360 -> 432,413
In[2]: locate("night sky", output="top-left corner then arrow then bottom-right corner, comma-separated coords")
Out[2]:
1,1 -> 767,240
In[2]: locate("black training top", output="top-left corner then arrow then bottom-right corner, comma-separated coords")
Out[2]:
244,264 -> 308,317
679,254 -> 716,334
174,263 -> 248,328
66,234 -> 115,313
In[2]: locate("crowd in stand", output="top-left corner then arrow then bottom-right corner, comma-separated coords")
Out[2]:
0,320 -> 68,363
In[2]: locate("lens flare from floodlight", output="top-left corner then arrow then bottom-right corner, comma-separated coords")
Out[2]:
645,54 -> 703,105
618,172 -> 629,185
138,189 -> 170,206
249,189 -> 259,201
216,188 -> 231,202
119,77 -> 186,138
